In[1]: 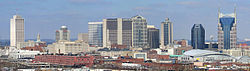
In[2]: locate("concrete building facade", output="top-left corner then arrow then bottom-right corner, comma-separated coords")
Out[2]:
103,18 -> 132,48
131,15 -> 148,48
160,18 -> 173,48
10,15 -> 24,47
48,40 -> 89,54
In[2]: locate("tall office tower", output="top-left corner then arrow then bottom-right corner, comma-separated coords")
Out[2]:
131,15 -> 148,48
191,24 -> 205,49
10,15 -> 24,47
160,18 -> 173,48
55,26 -> 70,42
103,18 -> 132,48
218,8 -> 237,49
88,22 -> 103,47
147,25 -> 159,48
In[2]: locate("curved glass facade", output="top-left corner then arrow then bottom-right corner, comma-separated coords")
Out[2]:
220,17 -> 235,49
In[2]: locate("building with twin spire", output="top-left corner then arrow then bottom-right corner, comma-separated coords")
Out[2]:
218,8 -> 237,50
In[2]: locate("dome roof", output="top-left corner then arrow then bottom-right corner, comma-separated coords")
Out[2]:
183,49 -> 219,56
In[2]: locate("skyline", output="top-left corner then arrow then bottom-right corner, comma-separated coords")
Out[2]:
0,0 -> 249,40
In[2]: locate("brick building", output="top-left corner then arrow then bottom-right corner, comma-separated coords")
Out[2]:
33,55 -> 95,67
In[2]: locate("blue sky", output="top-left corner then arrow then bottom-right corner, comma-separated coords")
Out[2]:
0,0 -> 249,40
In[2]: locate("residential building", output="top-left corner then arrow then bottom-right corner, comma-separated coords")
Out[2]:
218,9 -> 237,49
191,24 -> 205,49
103,18 -> 132,48
88,22 -> 103,47
160,18 -> 173,48
55,26 -> 70,42
147,25 -> 159,48
131,15 -> 148,48
10,15 -> 24,47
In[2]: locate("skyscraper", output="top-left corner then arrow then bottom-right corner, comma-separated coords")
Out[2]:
55,26 -> 70,42
191,24 -> 205,49
10,15 -> 24,47
160,18 -> 173,48
88,22 -> 103,47
131,15 -> 148,48
218,8 -> 237,49
103,18 -> 132,48
147,25 -> 159,48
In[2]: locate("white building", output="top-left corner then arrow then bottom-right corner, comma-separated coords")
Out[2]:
6,47 -> 41,59
154,48 -> 177,55
10,15 -> 24,47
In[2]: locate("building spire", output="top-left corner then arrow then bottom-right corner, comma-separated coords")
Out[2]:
218,7 -> 221,18
37,33 -> 41,42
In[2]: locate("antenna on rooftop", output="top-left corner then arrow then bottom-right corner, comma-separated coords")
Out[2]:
15,8 -> 18,15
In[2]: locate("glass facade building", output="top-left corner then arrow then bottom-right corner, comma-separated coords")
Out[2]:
218,10 -> 237,49
88,22 -> 103,47
191,24 -> 205,49
147,25 -> 159,48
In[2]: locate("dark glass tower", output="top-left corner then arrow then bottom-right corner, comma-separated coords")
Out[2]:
147,25 -> 159,48
191,24 -> 205,49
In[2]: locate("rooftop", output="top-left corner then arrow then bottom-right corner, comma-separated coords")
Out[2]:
183,49 -> 219,56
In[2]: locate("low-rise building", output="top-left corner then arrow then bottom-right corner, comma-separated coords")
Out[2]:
222,48 -> 250,57
98,50 -> 136,58
7,47 -> 41,60
34,55 -> 95,67
154,48 -> 177,55
16,40 -> 46,49
48,40 -> 93,54
179,49 -> 236,63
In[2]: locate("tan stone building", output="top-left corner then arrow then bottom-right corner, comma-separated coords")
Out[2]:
48,40 -> 92,54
